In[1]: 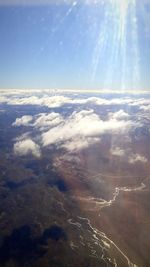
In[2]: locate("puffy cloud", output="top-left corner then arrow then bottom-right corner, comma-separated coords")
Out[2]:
1,94 -> 92,108
41,109 -> 137,151
58,154 -> 81,164
7,95 -> 71,108
33,112 -> 63,130
128,154 -> 148,164
109,110 -> 130,120
110,146 -> 148,164
140,105 -> 150,111
14,139 -> 41,157
12,115 -> 33,126
130,98 -> 150,106
110,147 -> 125,156
12,112 -> 64,131
62,137 -> 100,152
83,97 -> 133,106
0,96 -> 8,103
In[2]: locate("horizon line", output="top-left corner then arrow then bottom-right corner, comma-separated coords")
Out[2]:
0,88 -> 150,94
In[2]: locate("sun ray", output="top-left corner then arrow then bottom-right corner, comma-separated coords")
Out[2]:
91,0 -> 141,91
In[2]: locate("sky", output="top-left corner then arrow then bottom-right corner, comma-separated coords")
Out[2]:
0,0 -> 149,91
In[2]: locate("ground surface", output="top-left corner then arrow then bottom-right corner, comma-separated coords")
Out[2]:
0,90 -> 150,267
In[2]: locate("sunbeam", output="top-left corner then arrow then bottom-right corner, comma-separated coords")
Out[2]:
91,0 -> 141,91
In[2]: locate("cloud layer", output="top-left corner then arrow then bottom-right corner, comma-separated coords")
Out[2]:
1,90 -> 147,158
1,90 -> 150,110
12,108 -> 139,154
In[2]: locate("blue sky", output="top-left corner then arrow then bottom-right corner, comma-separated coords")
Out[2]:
0,0 -> 149,91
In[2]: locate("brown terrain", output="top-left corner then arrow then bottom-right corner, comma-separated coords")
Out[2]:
53,136 -> 150,267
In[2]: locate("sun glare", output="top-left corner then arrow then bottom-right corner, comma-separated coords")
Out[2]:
91,0 -> 140,90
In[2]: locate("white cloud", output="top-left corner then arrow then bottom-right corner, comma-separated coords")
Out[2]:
58,154 -> 81,164
62,137 -> 100,152
41,109 -> 137,151
12,115 -> 33,126
109,110 -> 130,120
7,95 -> 71,108
33,112 -> 63,130
110,146 -> 148,164
140,105 -> 150,111
7,91 -> 146,154
110,147 -> 125,156
14,139 -> 41,157
0,96 -> 8,103
12,112 -> 64,131
1,90 -> 150,111
128,154 -> 148,164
